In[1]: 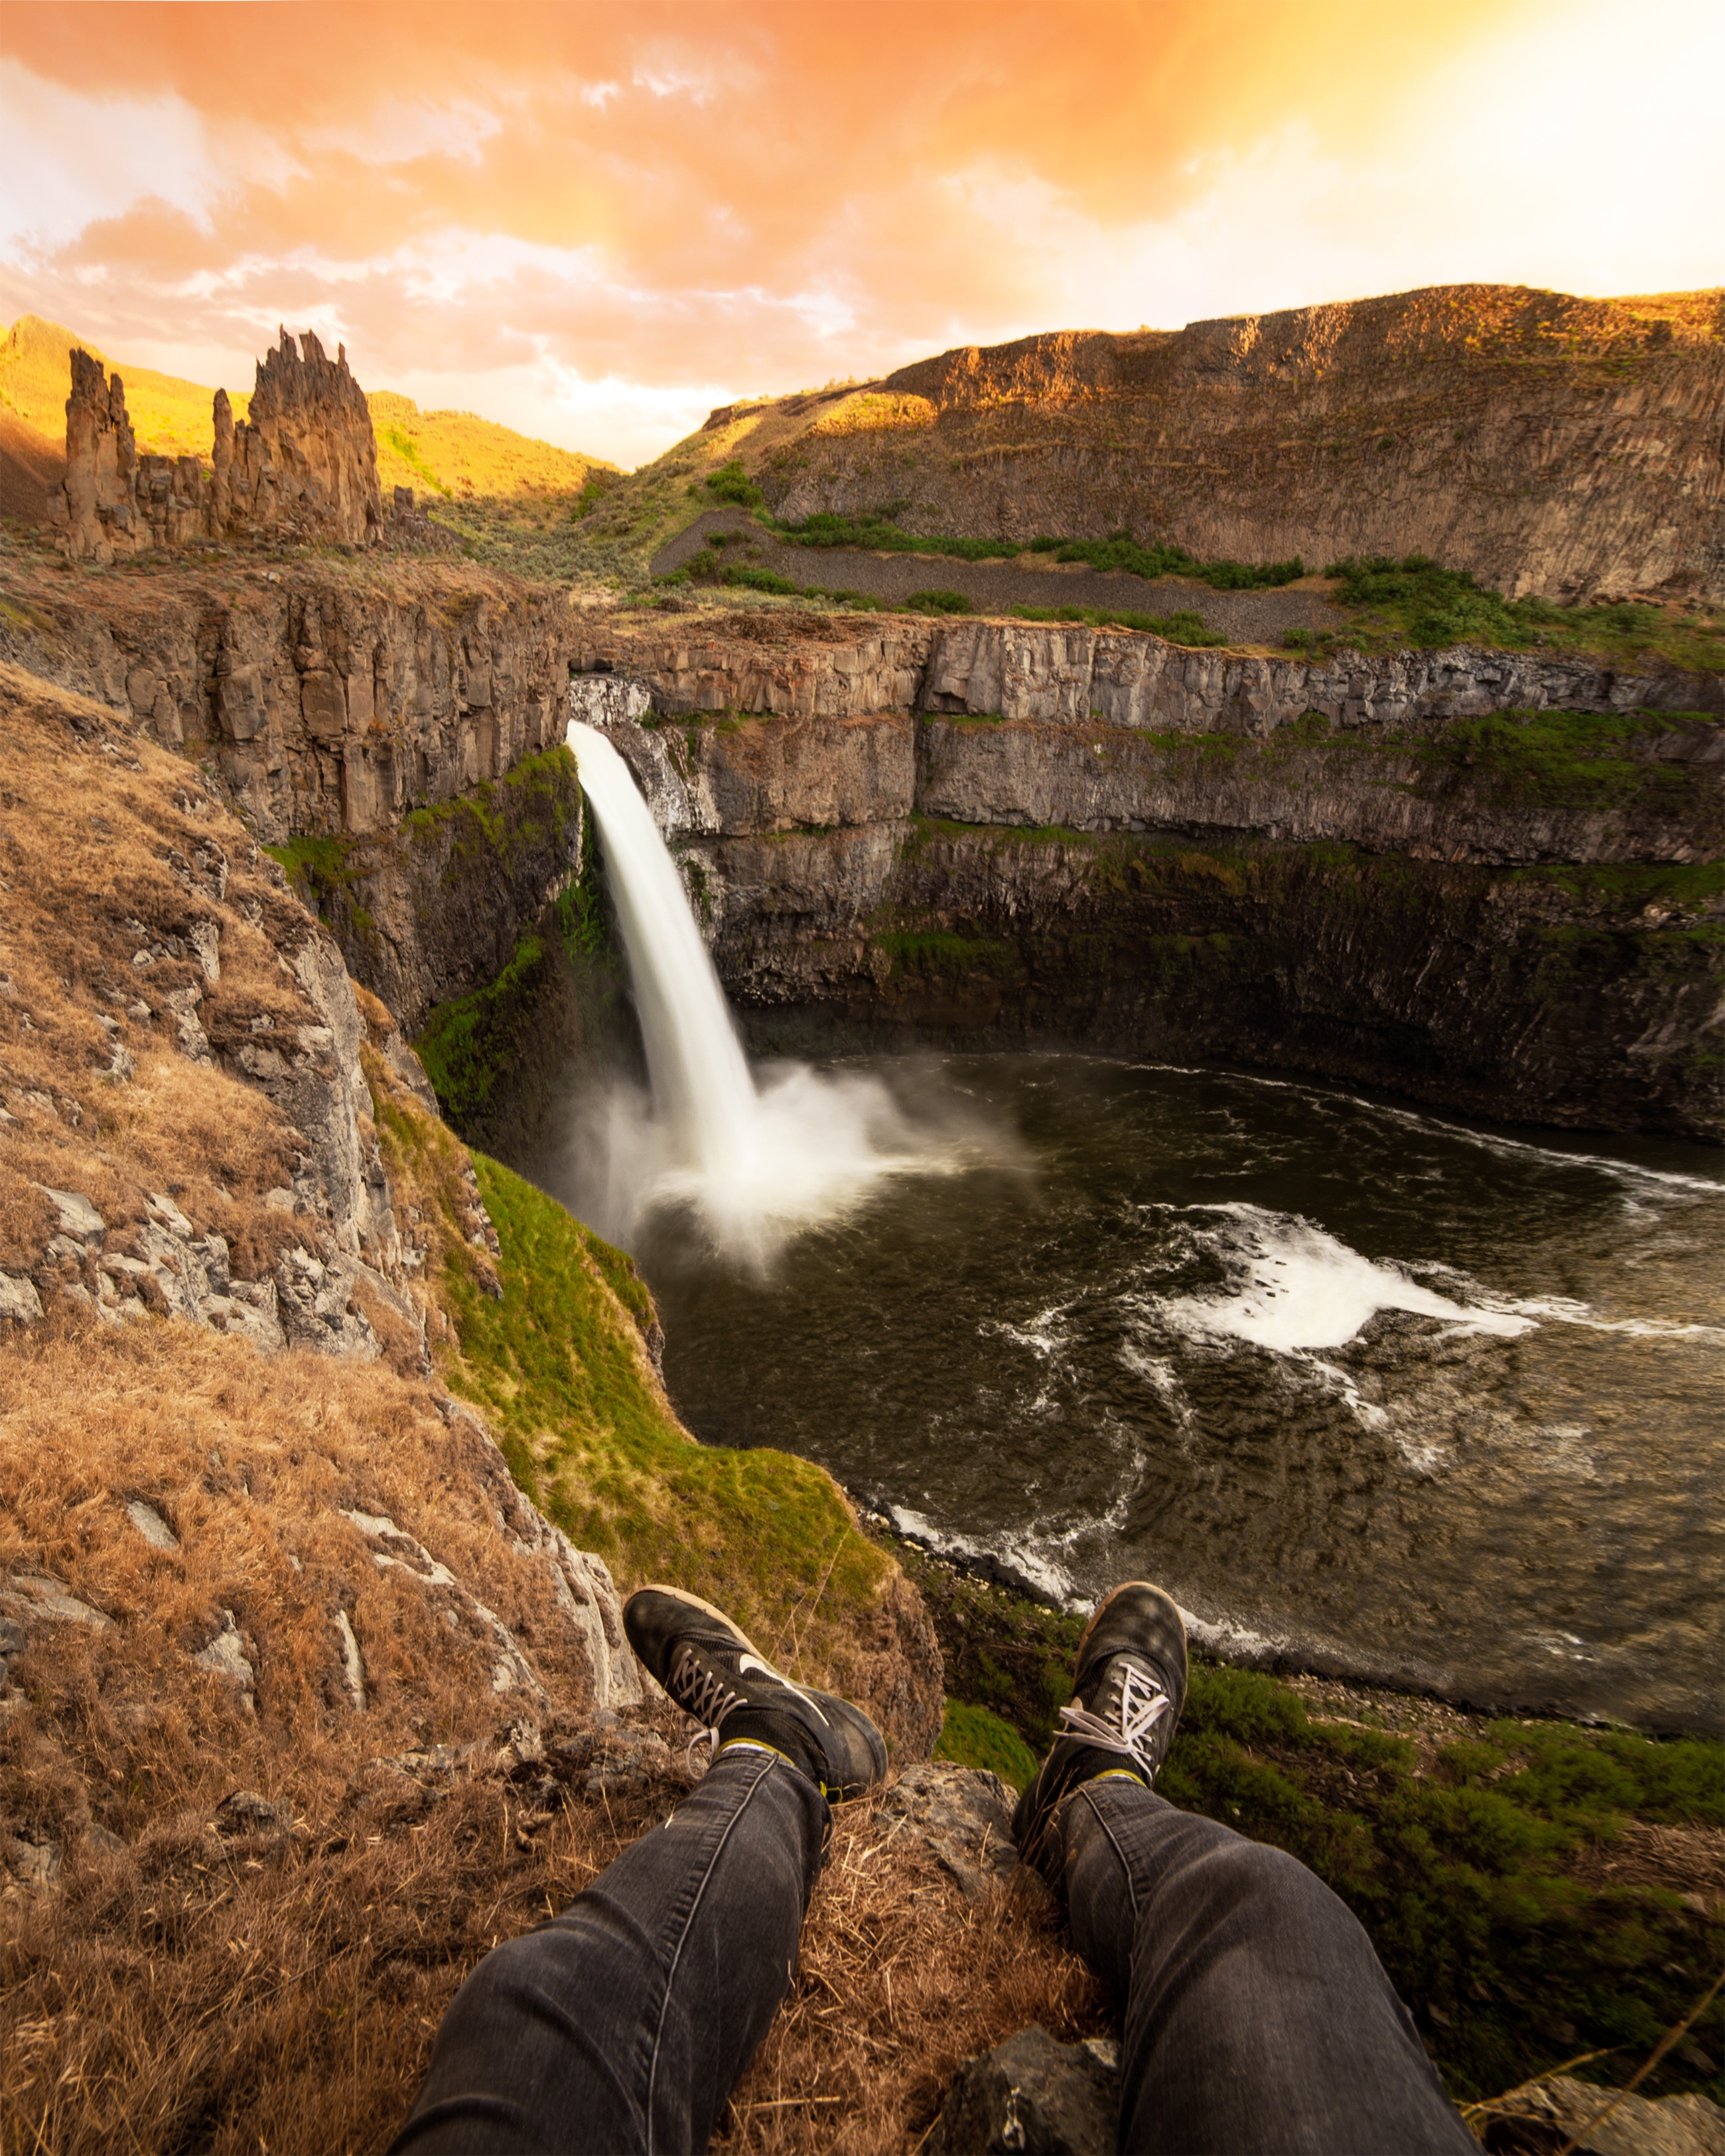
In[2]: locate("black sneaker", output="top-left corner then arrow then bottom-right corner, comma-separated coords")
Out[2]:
623,1584 -> 887,1802
1012,1581 -> 1188,1881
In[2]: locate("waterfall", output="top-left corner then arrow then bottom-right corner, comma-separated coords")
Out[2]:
565,721 -> 758,1183
565,719 -> 967,1266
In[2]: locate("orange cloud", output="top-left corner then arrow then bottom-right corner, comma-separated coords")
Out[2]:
3,0 -> 1719,466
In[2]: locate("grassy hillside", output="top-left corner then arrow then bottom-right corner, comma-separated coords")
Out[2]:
368,389 -> 613,501
0,312 -> 252,461
0,314 -> 616,504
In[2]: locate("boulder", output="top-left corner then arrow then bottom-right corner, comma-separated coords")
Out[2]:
874,1761 -> 1017,1905
928,2026 -> 1119,2156
1481,2075 -> 1725,2156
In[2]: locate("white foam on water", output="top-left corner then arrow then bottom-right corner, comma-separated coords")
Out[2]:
566,720 -> 979,1268
1154,1203 -> 1535,1353
883,1504 -> 1318,1669
1476,1294 -> 1725,1342
1129,1059 -> 1725,1197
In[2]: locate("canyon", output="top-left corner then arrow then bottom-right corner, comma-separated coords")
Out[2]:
2,296 -> 1722,2148
4,563 -> 1717,1142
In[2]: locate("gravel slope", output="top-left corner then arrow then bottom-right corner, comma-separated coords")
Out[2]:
652,511 -> 1343,643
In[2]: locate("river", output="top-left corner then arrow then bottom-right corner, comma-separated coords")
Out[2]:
606,1053 -> 1723,1734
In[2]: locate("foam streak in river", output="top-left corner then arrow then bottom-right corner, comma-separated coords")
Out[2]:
1154,1204 -> 1534,1351
565,720 -> 965,1265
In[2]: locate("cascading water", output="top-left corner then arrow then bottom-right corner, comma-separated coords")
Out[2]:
563,720 -> 977,1265
565,722 -> 757,1181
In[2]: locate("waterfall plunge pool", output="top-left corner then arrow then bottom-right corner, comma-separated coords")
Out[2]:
547,718 -> 1722,1733
533,1051 -> 1723,1734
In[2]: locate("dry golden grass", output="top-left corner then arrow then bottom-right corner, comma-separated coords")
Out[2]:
715,1806 -> 1109,2155
0,314 -> 254,468
0,661 -> 332,1271
3,1674 -> 697,2154
0,647 -> 1068,2156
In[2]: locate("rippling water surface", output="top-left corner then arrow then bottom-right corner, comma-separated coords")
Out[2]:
586,1057 -> 1722,1731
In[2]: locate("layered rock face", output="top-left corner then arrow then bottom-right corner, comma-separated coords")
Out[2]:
1,562 -> 586,1032
46,330 -> 382,561
701,285 -> 1725,602
572,614 -> 1722,1140
5,568 -> 1717,1136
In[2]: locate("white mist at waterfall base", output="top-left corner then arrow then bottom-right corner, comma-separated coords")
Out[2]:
564,721 -> 985,1266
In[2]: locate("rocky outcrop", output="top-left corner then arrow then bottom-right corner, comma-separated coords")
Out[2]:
0,658 -> 433,1359
568,612 -> 1721,735
917,620 -> 1724,729
212,330 -> 381,548
43,349 -> 146,563
874,1763 -> 1017,1905
46,330 -> 382,562
705,284 -> 1725,604
928,2027 -> 1120,2156
1483,2078 -> 1725,2156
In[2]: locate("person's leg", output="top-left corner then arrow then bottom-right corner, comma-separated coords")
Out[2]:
393,1745 -> 825,2156
393,1584 -> 888,2156
1061,1781 -> 1474,2156
1012,1582 -> 1472,2156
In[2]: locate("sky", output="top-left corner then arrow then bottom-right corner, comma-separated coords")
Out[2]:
2,0 -> 1720,469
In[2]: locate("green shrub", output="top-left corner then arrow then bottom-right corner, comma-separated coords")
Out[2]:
903,588 -> 974,615
1035,533 -> 1304,589
720,563 -> 799,595
705,460 -> 764,507
784,511 -> 1019,561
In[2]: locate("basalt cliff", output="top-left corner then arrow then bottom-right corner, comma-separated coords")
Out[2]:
635,284 -> 1724,604
4,567 -> 1717,1144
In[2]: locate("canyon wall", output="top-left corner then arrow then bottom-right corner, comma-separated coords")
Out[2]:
46,330 -> 382,562
569,614 -> 1722,1142
695,285 -> 1725,604
3,573 -> 1717,1138
0,562 -> 583,1035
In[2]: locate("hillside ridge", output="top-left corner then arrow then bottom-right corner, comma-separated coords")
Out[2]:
585,281 -> 1724,606
0,314 -> 617,520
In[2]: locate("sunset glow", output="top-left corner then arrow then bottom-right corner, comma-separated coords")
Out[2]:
3,0 -> 1720,466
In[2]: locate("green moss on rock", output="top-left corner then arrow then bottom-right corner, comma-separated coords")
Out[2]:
412,930 -> 556,1126
441,1154 -> 906,1716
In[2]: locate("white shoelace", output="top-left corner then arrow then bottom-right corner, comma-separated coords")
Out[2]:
1056,1661 -> 1173,1780
671,1647 -> 745,1773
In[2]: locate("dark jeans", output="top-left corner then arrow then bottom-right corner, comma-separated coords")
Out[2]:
394,1749 -> 1474,2156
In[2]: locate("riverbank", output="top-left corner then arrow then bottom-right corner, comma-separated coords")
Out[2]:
896,1540 -> 1725,2114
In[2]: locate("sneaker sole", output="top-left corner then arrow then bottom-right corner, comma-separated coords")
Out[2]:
1074,1579 -> 1188,1673
630,1580 -> 785,1682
